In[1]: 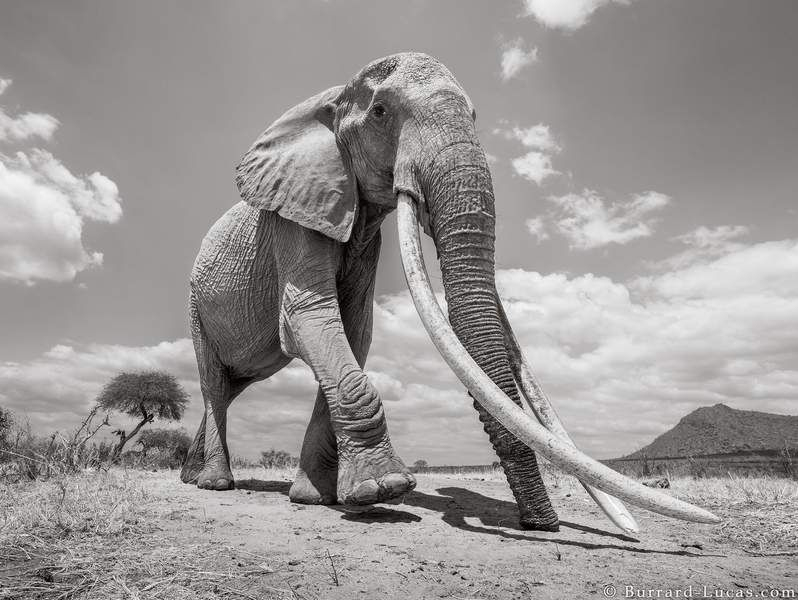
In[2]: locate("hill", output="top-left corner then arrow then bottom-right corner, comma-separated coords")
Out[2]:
621,403 -> 798,460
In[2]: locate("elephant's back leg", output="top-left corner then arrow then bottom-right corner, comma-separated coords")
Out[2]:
182,290 -> 236,490
181,292 -> 207,483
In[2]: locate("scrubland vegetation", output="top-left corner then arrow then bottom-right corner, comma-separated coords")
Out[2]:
2,400 -> 796,599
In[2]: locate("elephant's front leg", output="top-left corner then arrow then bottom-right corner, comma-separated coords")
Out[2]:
290,234 -> 383,505
280,280 -> 415,505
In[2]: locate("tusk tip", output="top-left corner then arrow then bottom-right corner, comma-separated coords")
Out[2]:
681,506 -> 723,525
616,519 -> 640,535
702,512 -> 723,525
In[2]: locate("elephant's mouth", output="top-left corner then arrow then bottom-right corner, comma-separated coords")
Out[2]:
395,192 -> 722,530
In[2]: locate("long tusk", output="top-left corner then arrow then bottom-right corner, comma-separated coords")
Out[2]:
396,193 -> 721,525
498,302 -> 639,535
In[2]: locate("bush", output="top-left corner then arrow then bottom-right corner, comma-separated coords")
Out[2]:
0,406 -> 13,449
411,459 -> 429,473
259,449 -> 298,470
0,407 -> 113,482
134,428 -> 192,469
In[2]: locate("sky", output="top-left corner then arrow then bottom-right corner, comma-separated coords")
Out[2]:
1,0 -> 797,465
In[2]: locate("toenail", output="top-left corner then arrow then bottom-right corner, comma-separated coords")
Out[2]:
350,479 -> 380,504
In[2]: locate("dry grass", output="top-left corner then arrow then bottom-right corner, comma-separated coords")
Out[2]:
1,465 -> 796,598
670,475 -> 798,554
0,470 -> 154,599
671,474 -> 798,507
0,468 -> 303,600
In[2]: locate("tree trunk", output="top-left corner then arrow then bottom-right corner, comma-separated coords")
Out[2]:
111,406 -> 153,462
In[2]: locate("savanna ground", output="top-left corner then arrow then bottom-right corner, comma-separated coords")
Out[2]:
1,466 -> 796,600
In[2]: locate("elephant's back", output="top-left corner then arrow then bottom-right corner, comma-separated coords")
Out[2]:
190,202 -> 282,365
192,202 -> 266,290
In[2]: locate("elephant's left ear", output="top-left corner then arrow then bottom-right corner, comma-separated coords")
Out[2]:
235,85 -> 357,242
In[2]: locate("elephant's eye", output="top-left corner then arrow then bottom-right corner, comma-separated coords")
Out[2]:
372,103 -> 386,119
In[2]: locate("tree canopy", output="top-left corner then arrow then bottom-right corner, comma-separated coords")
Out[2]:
96,371 -> 188,420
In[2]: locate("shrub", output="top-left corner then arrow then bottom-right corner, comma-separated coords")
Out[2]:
411,459 -> 429,473
259,449 -> 298,470
135,428 -> 192,469
0,407 -> 113,482
0,405 -> 13,449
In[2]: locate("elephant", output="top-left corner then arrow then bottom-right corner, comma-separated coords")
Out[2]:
181,52 -> 720,533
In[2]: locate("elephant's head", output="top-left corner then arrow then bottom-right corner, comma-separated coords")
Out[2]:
236,53 -> 478,240
236,53 -> 720,528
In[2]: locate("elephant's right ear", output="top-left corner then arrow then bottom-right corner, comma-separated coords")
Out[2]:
235,85 -> 357,242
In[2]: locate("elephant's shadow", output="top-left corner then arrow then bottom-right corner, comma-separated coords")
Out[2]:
234,478 -> 711,555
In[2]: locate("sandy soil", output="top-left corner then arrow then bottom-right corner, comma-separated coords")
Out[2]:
114,469 -> 797,599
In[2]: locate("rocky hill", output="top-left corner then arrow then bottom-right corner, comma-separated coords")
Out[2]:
621,403 -> 798,459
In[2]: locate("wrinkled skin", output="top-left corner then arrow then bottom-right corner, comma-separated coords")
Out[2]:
182,53 -> 559,531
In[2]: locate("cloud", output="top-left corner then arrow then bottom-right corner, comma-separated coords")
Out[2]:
500,38 -> 538,81
0,150 -> 123,283
0,79 -> 122,284
5,232 -> 797,463
495,236 -> 798,457
525,216 -> 550,243
494,121 -> 561,185
522,0 -> 632,31
675,225 -> 750,250
648,225 -> 750,271
633,238 -> 798,301
0,79 -> 59,143
540,189 -> 670,249
511,152 -> 559,186
496,123 -> 561,153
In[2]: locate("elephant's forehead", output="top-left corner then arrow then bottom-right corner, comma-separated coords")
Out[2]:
358,53 -> 456,89
357,52 -> 474,110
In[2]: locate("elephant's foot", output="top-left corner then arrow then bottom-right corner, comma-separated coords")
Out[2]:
336,441 -> 416,505
180,460 -> 202,484
182,415 -> 207,484
180,446 -> 205,484
196,460 -> 235,491
289,468 -> 337,505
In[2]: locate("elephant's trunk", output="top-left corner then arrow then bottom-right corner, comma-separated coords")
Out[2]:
394,97 -> 721,525
420,139 -> 558,529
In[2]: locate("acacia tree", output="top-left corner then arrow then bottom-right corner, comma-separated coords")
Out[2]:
96,371 -> 189,461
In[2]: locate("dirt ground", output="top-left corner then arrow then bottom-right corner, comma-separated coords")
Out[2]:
2,468 -> 797,599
